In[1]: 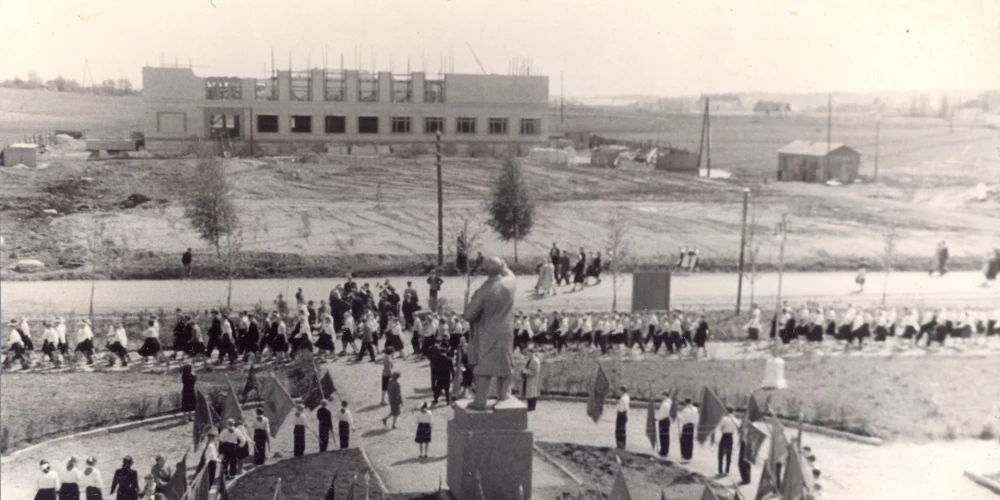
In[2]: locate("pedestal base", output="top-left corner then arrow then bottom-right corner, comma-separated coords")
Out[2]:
448,398 -> 533,500
762,356 -> 788,389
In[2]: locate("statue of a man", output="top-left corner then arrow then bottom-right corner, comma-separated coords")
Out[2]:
463,256 -> 516,411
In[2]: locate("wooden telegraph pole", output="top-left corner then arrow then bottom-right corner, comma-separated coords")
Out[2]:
736,187 -> 750,314
874,117 -> 880,181
774,214 -> 790,351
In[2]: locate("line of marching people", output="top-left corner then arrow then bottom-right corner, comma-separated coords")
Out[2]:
511,309 -> 713,358
743,302 -> 1000,349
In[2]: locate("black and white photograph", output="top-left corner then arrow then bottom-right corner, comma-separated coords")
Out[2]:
1,0 -> 999,498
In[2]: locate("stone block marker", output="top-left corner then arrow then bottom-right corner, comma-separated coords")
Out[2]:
448,398 -> 534,500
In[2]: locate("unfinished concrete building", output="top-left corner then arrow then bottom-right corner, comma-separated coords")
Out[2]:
142,66 -> 550,156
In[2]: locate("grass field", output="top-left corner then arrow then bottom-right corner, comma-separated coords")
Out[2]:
1,88 -> 997,281
538,353 -> 1000,441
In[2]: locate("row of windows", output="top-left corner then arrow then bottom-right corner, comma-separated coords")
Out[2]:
209,77 -> 446,103
256,115 -> 541,135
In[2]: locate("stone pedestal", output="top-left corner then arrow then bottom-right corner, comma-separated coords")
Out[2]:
448,398 -> 533,500
762,356 -> 788,389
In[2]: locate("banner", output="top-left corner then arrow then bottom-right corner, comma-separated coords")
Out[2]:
586,365 -> 611,423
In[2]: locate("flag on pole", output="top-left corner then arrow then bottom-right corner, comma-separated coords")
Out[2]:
609,463 -> 633,500
242,364 -> 259,401
754,459 -> 778,500
304,365 -> 337,410
217,468 -> 230,500
700,484 -> 722,500
586,364 -> 611,423
163,453 -> 187,500
768,420 -> 789,469
645,383 -> 658,450
272,478 -> 283,500
262,375 -> 297,437
187,464 -> 212,500
322,473 -> 339,500
697,387 -> 727,443
746,394 -> 764,423
779,447 -> 808,500
742,422 -> 769,463
193,390 -> 214,446
222,376 -> 243,422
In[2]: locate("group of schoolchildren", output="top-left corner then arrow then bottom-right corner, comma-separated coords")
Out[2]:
513,309 -> 712,357
744,302 -> 1000,349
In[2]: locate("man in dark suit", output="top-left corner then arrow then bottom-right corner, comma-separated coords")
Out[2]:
317,400 -> 333,452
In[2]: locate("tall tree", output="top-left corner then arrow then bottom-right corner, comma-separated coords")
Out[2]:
117,78 -> 133,95
605,210 -> 633,312
487,157 -> 534,264
184,157 -> 238,258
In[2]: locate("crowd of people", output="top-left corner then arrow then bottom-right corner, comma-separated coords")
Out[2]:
32,454 -> 187,500
744,302 -> 1000,349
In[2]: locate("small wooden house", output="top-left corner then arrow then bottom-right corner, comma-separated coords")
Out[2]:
777,141 -> 860,183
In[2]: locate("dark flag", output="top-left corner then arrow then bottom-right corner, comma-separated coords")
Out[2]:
163,453 -> 187,500
586,365 -> 611,423
193,390 -> 214,446
304,365 -> 337,410
755,459 -> 778,500
697,387 -> 727,443
242,364 -> 259,401
780,446 -> 808,500
743,422 -> 769,463
189,465 -> 212,500
262,375 -> 297,437
222,377 -> 243,422
218,468 -> 230,500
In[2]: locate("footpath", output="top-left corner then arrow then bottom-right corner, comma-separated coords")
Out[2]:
3,354 -> 998,499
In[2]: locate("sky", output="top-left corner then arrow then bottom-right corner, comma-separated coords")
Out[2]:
1,0 -> 997,97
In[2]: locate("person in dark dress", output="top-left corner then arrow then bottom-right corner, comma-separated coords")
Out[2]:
181,248 -> 192,278
693,315 -> 710,358
206,310 -> 222,359
181,365 -> 197,421
338,401 -> 354,449
431,345 -> 453,406
415,403 -> 433,458
557,251 -> 571,286
382,372 -> 403,429
570,256 -> 586,292
171,310 -> 189,360
243,316 -> 261,363
251,409 -> 270,465
109,457 -> 139,500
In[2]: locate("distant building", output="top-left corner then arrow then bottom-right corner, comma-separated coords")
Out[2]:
753,100 -> 791,116
777,141 -> 860,183
142,66 -> 549,156
697,94 -> 743,111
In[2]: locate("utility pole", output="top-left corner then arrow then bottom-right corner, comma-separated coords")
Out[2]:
874,117 -> 880,181
436,131 -> 444,266
560,72 -> 565,124
826,93 -> 832,178
705,98 -> 712,178
736,187 -> 750,314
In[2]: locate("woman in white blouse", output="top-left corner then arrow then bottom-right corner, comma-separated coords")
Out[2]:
59,456 -> 82,500
80,456 -> 104,500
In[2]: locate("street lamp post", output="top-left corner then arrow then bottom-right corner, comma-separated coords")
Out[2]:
774,213 -> 790,351
762,213 -> 791,390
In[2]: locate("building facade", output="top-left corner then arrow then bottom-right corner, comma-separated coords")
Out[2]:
777,141 -> 860,183
142,67 -> 549,155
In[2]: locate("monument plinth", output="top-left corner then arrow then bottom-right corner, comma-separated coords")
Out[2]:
447,398 -> 533,500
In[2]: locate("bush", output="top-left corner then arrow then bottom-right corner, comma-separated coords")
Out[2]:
978,422 -> 998,440
0,427 -> 9,453
467,143 -> 490,158
441,142 -> 458,157
410,143 -> 429,156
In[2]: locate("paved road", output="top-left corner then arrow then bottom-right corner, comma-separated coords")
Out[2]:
3,270 -> 997,316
